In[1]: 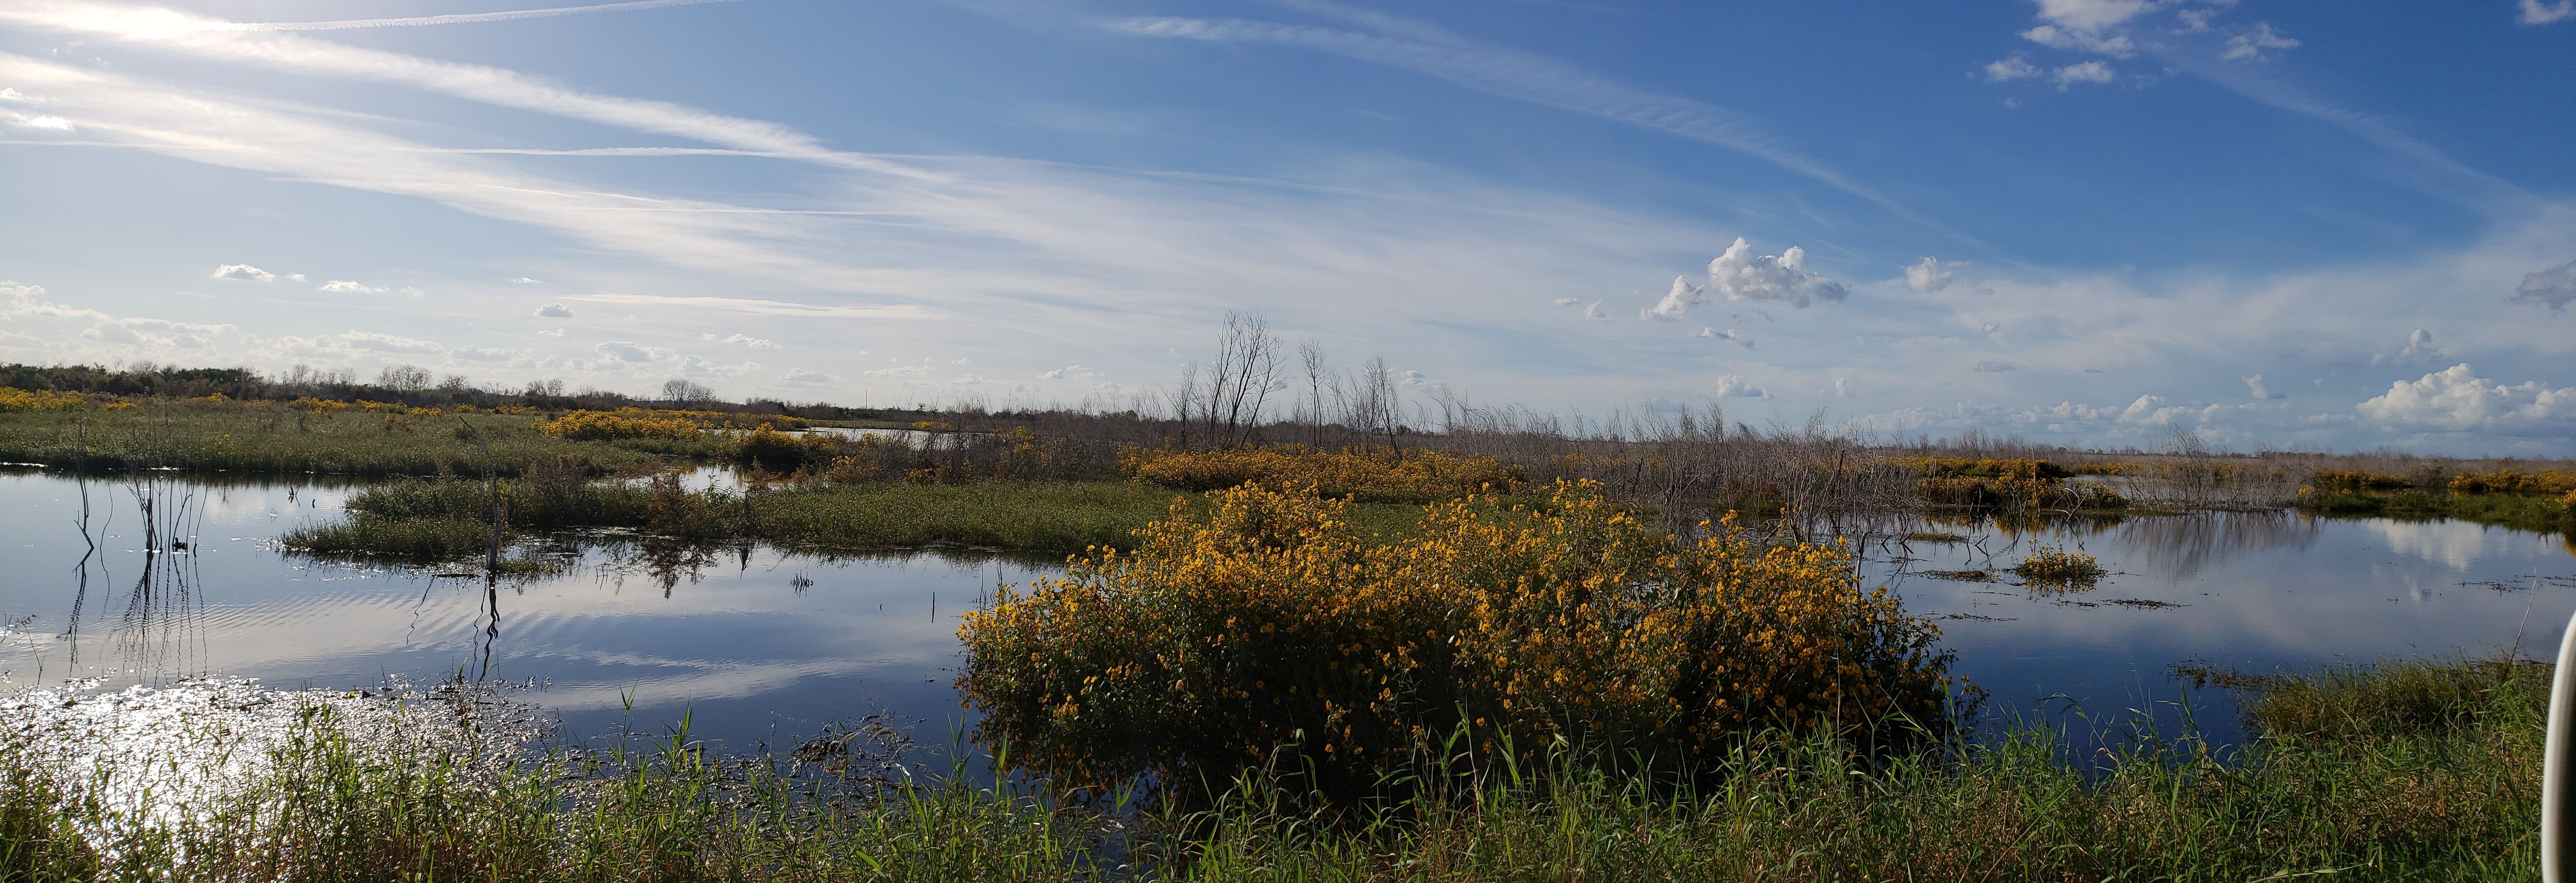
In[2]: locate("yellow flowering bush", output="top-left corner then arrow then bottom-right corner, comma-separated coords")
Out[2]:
535,409 -> 705,441
959,480 -> 1958,800
1122,445 -> 1523,503
2448,470 -> 2575,496
0,387 -> 86,412
2010,545 -> 2105,585
732,424 -> 840,471
289,397 -> 350,412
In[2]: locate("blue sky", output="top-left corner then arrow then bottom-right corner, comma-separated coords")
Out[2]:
1,0 -> 2571,454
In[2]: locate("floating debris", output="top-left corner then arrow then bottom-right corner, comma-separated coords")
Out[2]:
1921,569 -> 1999,582
2103,598 -> 2183,609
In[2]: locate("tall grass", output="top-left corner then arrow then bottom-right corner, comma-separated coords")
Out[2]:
0,405 -> 660,476
0,658 -> 2541,881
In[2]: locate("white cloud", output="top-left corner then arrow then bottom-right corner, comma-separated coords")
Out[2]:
2032,0 -> 2160,32
2513,259 -> 2576,310
776,368 -> 839,385
341,330 -> 443,354
80,322 -> 142,344
1983,56 -> 2043,82
509,276 -> 542,284
1039,364 -> 1096,380
1551,297 -> 1581,306
1974,360 -> 2019,373
2019,24 -> 2136,57
2243,374 -> 2283,400
2370,328 -> 2446,366
2357,364 -> 2576,429
951,373 -> 989,385
716,332 -> 775,348
533,303 -> 575,318
2521,0 -> 2576,25
2054,61 -> 2117,90
593,340 -> 666,362
210,263 -> 274,282
1094,9 -> 1907,217
8,112 -> 73,130
2222,23 -> 2300,61
450,346 -> 518,361
1581,300 -> 1608,321
1705,237 -> 1846,307
0,87 -> 31,102
319,279 -> 385,293
537,328 -> 565,337
1640,276 -> 1703,320
1712,375 -> 1768,398
1904,257 -> 1960,293
1693,327 -> 1755,349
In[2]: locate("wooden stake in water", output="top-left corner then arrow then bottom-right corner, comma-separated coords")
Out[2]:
2544,608 -> 2576,882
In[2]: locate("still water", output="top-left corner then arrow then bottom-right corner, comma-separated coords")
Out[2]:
2,467 -> 2571,753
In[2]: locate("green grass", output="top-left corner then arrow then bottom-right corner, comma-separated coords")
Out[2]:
2299,490 -> 2574,535
0,405 -> 664,476
0,658 -> 2541,881
290,479 -> 1441,561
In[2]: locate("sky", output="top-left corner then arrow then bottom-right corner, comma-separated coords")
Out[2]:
0,0 -> 2571,454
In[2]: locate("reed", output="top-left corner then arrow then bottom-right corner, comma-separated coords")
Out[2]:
0,657 -> 2539,881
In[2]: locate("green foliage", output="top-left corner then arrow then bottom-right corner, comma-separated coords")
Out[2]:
2298,489 -> 2575,536
0,407 -> 654,476
0,659 -> 2544,881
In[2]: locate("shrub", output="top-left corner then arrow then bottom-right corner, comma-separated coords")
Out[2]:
732,425 -> 840,471
959,480 -> 1957,800
2311,469 -> 2413,493
2010,545 -> 2104,585
0,387 -> 85,412
534,409 -> 705,441
1121,445 -> 1522,503
1903,458 -> 2125,510
2448,470 -> 2575,496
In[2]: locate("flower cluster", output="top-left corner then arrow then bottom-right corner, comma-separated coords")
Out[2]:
0,387 -> 88,412
1121,445 -> 1523,503
2448,470 -> 2575,496
959,480 -> 1958,799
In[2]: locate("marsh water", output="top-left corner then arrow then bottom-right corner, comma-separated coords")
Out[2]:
2,466 -> 2571,755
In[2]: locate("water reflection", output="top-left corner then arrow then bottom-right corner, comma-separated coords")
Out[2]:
3,468 -> 2571,758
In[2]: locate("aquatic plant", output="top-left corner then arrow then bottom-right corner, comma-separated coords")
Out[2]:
959,480 -> 1957,800
2010,545 -> 2104,585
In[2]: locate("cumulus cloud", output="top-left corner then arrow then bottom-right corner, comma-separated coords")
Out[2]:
508,276 -> 542,284
1039,364 -> 1097,380
537,328 -> 565,337
1983,56 -> 2042,82
1640,276 -> 1703,320
1904,257 -> 1961,293
1551,297 -> 1581,306
1581,301 -> 1608,321
1693,327 -> 1754,349
2032,0 -> 2159,33
2513,259 -> 2576,310
1705,238 -> 1845,308
2357,364 -> 2576,429
2222,23 -> 2300,61
593,340 -> 665,362
210,263 -> 275,282
450,346 -> 517,361
2520,0 -> 2576,25
1713,375 -> 1768,398
2020,24 -> 2135,57
776,368 -> 839,385
2054,61 -> 2116,90
2370,328 -> 2447,366
81,322 -> 143,344
704,332 -> 776,348
319,279 -> 386,293
533,303 -> 575,319
2243,374 -> 2284,400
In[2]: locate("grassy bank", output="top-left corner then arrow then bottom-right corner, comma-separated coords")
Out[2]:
0,406 -> 664,476
2298,489 -> 2576,536
1,657 -> 2539,881
287,478 -> 1438,560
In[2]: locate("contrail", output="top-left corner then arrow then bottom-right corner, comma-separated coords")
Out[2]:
219,0 -> 739,32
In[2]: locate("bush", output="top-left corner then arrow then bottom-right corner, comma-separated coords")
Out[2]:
959,480 -> 1958,800
2448,470 -> 2575,496
2310,469 -> 2414,493
1122,445 -> 1522,503
2010,545 -> 2104,585
0,387 -> 85,412
533,409 -> 706,441
731,425 -> 839,471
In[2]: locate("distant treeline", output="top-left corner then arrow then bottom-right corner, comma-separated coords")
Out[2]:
0,361 -> 967,424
